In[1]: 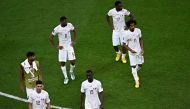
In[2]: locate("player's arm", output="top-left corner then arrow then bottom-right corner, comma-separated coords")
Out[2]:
106,15 -> 114,30
124,44 -> 136,53
99,92 -> 103,109
49,34 -> 56,48
71,29 -> 77,46
28,103 -> 32,109
38,62 -> 42,81
49,34 -> 63,50
80,92 -> 85,109
20,65 -> 25,92
139,37 -> 144,55
128,13 -> 134,20
47,102 -> 51,109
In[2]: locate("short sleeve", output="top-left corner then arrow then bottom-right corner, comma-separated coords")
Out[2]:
81,83 -> 85,93
98,81 -> 103,92
28,94 -> 33,103
107,10 -> 113,16
45,93 -> 50,103
138,29 -> 142,38
52,27 -> 58,36
124,9 -> 130,16
69,23 -> 75,31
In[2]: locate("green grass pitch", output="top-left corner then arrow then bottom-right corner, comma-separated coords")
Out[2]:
0,0 -> 190,108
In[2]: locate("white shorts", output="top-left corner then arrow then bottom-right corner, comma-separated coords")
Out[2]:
129,53 -> 144,66
26,88 -> 35,98
112,30 -> 127,46
85,104 -> 100,109
59,47 -> 76,62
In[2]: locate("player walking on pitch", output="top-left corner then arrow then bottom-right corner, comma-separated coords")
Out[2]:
20,52 -> 42,98
106,1 -> 134,63
123,20 -> 144,88
49,16 -> 77,85
80,70 -> 103,109
28,80 -> 51,109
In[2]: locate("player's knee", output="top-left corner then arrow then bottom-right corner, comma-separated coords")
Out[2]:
60,62 -> 66,66
70,60 -> 75,65
113,46 -> 119,51
131,66 -> 136,68
138,64 -> 142,67
122,46 -> 126,52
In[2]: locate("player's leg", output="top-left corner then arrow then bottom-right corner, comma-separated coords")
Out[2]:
136,64 -> 142,71
136,54 -> 144,71
59,50 -> 69,84
69,59 -> 75,80
68,50 -> 76,80
121,31 -> 127,63
112,30 -> 121,61
129,53 -> 140,88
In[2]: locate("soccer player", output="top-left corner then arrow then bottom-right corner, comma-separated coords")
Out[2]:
49,16 -> 77,85
80,70 -> 103,109
123,20 -> 144,88
20,52 -> 42,98
28,80 -> 51,109
106,0 -> 134,63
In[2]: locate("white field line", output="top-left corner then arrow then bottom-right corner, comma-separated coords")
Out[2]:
0,91 -> 71,109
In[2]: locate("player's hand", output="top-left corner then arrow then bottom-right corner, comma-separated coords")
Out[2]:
70,41 -> 75,47
112,26 -> 115,30
57,45 -> 63,50
100,104 -> 103,109
131,50 -> 137,53
141,49 -> 144,55
124,26 -> 128,30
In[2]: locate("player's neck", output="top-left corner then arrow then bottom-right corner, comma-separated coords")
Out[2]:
61,24 -> 67,27
36,90 -> 42,94
88,79 -> 93,83
129,29 -> 135,32
28,60 -> 33,65
116,8 -> 122,12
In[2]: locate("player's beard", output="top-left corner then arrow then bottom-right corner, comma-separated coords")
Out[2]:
130,28 -> 134,32
61,23 -> 67,27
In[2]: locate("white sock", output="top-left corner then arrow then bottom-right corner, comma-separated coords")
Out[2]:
116,50 -> 121,54
122,54 -> 126,58
61,66 -> 68,79
132,67 -> 139,81
70,64 -> 75,73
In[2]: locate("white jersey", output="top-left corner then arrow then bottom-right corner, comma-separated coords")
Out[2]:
81,79 -> 103,109
28,90 -> 50,109
125,28 -> 142,54
52,23 -> 74,50
107,8 -> 130,31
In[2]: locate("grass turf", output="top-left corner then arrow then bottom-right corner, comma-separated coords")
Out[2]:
0,0 -> 190,108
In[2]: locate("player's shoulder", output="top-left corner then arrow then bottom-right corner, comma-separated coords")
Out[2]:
122,8 -> 128,11
21,59 -> 27,66
82,80 -> 88,85
29,90 -> 35,97
109,8 -> 116,12
41,90 -> 49,95
135,28 -> 141,32
34,60 -> 39,64
54,24 -> 61,30
94,79 -> 101,84
126,30 -> 131,34
67,23 -> 73,26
